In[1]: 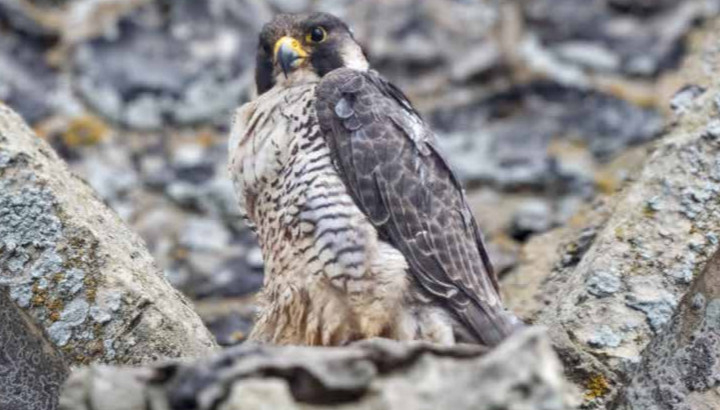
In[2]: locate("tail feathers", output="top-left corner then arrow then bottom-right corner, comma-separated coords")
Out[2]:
456,301 -> 524,347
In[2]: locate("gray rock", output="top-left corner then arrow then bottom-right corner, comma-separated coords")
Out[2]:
534,18 -> 720,406
671,84 -> 706,116
588,326 -> 622,348
607,0 -> 678,14
510,199 -> 554,240
0,31 -> 59,124
525,0 -> 719,77
59,327 -> 576,410
554,42 -> 620,72
204,309 -> 255,346
325,0 -> 502,96
625,275 -> 677,332
586,270 -> 622,297
0,289 -> 68,410
191,254 -> 264,299
430,82 -> 662,188
72,144 -> 139,205
126,188 -> 261,300
0,102 -> 218,367
614,247 -> 720,410
0,0 -> 59,38
72,0 -> 270,129
267,0 -> 311,13
180,217 -> 230,252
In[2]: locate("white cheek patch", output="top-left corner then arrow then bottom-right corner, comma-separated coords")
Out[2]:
341,42 -> 369,71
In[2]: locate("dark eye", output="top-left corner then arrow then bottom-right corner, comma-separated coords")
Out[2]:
306,26 -> 327,43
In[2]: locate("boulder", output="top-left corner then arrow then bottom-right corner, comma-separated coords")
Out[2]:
613,248 -> 720,409
0,289 -> 68,410
59,327 -> 576,410
530,17 -> 720,406
0,102 -> 217,370
70,0 -> 270,130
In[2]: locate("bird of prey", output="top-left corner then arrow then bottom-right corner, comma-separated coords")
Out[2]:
229,12 -> 520,346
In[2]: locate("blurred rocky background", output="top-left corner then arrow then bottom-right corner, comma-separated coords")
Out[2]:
2,0 -> 720,408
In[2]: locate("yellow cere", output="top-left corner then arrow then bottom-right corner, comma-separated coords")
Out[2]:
273,36 -> 307,61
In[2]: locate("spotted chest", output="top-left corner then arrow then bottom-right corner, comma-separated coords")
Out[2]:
229,83 -> 411,345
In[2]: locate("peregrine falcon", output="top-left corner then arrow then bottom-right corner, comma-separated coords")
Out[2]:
229,12 -> 520,346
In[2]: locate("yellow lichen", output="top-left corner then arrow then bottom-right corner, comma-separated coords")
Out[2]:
31,283 -> 47,306
643,203 -> 658,217
568,211 -> 589,228
584,374 -> 610,400
614,226 -> 625,241
31,294 -> 46,306
196,128 -> 218,147
597,79 -> 659,109
46,298 -> 63,311
86,288 -> 97,303
174,246 -> 189,260
75,355 -> 89,365
84,277 -> 98,302
230,331 -> 246,343
49,311 -> 60,322
595,171 -> 619,195
62,115 -> 109,147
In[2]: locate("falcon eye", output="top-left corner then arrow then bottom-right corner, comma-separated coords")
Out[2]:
306,26 -> 327,43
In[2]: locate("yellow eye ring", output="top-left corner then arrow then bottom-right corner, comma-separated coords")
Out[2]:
306,26 -> 327,43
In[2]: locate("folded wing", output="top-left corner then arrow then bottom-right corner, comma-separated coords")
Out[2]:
315,68 -> 518,345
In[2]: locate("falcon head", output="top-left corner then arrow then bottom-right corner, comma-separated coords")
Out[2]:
255,13 -> 368,95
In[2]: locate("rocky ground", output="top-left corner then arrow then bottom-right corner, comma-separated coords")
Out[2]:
1,0 -> 720,409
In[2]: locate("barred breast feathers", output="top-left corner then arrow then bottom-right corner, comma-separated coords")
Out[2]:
228,83 -> 413,344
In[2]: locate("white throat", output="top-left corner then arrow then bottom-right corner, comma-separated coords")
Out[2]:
274,68 -> 321,89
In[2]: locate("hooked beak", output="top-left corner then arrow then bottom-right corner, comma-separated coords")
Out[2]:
273,36 -> 307,78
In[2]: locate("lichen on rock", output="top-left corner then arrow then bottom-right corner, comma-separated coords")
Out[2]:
528,17 -> 720,407
0,102 -> 217,368
0,289 -> 68,410
614,246 -> 720,409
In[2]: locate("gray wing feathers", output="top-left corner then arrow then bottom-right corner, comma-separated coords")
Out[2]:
316,68 -> 518,345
